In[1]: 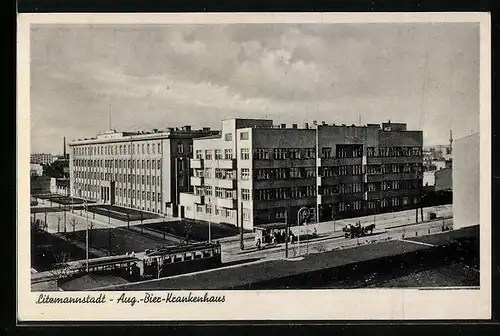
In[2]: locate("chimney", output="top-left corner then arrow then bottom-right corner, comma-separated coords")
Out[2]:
313,120 -> 318,126
183,125 -> 192,131
281,123 -> 286,129
63,137 -> 66,157
153,128 -> 158,133
202,127 -> 210,131
322,121 -> 326,126
292,124 -> 298,129
304,122 -> 309,129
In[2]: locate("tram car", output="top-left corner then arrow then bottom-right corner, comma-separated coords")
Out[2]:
141,241 -> 222,279
343,222 -> 376,239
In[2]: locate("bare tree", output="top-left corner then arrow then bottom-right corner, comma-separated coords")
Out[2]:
49,251 -> 72,279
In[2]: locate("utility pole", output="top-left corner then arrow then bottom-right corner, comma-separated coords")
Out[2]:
285,210 -> 289,258
240,201 -> 244,250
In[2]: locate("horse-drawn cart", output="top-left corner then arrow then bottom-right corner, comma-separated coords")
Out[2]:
343,222 -> 376,239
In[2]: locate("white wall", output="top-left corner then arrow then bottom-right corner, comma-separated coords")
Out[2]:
453,133 -> 479,228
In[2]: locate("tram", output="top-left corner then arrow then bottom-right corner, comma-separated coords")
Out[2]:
141,242 -> 222,279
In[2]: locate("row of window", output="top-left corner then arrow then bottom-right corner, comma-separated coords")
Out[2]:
72,183 -> 162,203
73,159 -> 162,170
255,167 -> 317,180
253,148 -> 317,160
254,186 -> 317,201
74,142 -> 165,157
75,172 -> 161,186
377,146 -> 422,157
194,204 -> 235,218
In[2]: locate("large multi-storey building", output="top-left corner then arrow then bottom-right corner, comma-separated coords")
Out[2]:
179,118 -> 423,230
68,126 -> 219,216
30,153 -> 55,165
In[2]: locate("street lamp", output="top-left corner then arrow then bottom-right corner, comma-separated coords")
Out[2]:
297,207 -> 310,256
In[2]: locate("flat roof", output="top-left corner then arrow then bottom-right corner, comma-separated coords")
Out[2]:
96,225 -> 478,291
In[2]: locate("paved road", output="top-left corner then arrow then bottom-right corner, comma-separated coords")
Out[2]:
220,204 -> 452,254
222,218 -> 453,263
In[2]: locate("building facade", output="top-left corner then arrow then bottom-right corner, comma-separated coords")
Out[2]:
68,127 -> 219,216
453,133 -> 479,229
179,119 -> 423,230
30,153 -> 55,165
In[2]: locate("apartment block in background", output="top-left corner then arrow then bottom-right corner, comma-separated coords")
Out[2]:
179,118 -> 423,231
68,126 -> 219,216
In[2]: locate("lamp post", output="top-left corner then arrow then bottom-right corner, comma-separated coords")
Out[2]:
297,207 -> 310,257
84,198 -> 89,273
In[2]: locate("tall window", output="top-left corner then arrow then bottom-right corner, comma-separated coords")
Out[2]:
205,150 -> 213,160
215,150 -> 223,160
196,150 -> 203,159
241,168 -> 250,180
147,144 -> 150,154
241,189 -> 251,201
240,132 -> 249,140
241,148 -> 250,160
224,149 -> 233,160
177,143 -> 184,154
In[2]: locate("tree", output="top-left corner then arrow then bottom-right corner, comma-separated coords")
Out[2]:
49,252 -> 72,280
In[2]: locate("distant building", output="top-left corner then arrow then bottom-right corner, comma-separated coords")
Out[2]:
453,133 -> 479,229
179,118 -> 423,230
68,127 -> 219,216
30,163 -> 43,176
30,153 -> 54,165
435,167 -> 452,191
50,177 -> 70,196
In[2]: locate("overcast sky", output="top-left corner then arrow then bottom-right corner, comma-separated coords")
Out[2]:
30,23 -> 479,154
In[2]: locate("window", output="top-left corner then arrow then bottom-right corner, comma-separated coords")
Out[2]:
204,168 -> 212,178
241,148 -> 250,160
215,187 -> 224,198
224,149 -> 233,160
196,205 -> 204,213
189,145 -> 193,153
204,186 -> 213,196
158,143 -> 161,154
240,132 -> 249,140
142,144 -> 145,154
196,150 -> 203,159
177,143 -> 184,154
241,168 -> 250,180
241,189 -> 251,201
152,160 -> 156,169
158,160 -> 161,169
273,148 -> 287,160
205,204 -> 212,214
321,147 -> 332,159
205,150 -> 213,160
242,208 -> 251,221
254,148 -> 270,160
224,133 -> 233,141
367,147 -> 375,157
215,150 -> 223,160
147,144 -> 150,154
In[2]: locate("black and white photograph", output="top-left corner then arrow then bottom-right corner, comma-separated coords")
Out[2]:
18,13 -> 491,321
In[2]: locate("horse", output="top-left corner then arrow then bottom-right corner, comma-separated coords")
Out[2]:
364,223 -> 376,235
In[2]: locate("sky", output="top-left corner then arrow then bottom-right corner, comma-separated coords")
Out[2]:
30,23 -> 480,154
